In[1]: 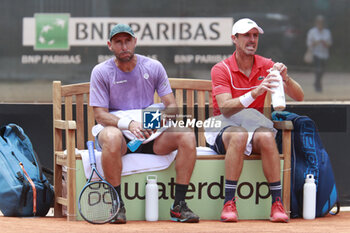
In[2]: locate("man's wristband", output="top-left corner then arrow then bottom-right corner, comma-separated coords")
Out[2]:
239,91 -> 255,108
117,117 -> 133,130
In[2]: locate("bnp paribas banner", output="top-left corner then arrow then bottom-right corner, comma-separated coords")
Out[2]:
23,13 -> 233,50
19,13 -> 233,80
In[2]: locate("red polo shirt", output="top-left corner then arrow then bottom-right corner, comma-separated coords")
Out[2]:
211,52 -> 274,116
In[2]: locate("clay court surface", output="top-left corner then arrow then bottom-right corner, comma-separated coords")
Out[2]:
1,212 -> 349,233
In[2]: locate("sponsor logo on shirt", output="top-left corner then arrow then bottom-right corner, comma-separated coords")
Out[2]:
114,80 -> 127,84
258,76 -> 265,80
143,73 -> 150,79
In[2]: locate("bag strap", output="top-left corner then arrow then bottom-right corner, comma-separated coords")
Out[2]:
17,172 -> 30,213
33,151 -> 44,181
42,167 -> 53,176
19,162 -> 37,215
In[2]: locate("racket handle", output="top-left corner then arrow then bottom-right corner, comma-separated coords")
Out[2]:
86,141 -> 97,165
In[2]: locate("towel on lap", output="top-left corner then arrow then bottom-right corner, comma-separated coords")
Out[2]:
204,109 -> 276,155
80,149 -> 177,179
80,147 -> 218,179
92,103 -> 167,144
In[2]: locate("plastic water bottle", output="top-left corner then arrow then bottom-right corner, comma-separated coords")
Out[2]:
145,175 -> 158,221
127,138 -> 143,152
303,174 -> 316,220
269,69 -> 286,111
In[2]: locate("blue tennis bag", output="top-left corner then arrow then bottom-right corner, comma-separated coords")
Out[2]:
272,111 -> 340,218
0,124 -> 54,216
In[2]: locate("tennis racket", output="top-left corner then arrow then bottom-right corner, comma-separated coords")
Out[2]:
78,141 -> 120,224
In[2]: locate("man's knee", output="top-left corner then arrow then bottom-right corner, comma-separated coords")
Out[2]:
99,126 -> 125,153
253,128 -> 278,154
153,127 -> 196,156
254,127 -> 276,144
223,127 -> 248,149
175,127 -> 196,148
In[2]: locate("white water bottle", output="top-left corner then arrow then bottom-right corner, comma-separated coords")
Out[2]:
269,69 -> 286,111
145,175 -> 158,221
303,174 -> 316,220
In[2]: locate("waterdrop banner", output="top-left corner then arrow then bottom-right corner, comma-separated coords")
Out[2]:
75,159 -> 284,220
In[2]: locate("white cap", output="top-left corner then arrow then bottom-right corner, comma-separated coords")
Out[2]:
232,18 -> 264,35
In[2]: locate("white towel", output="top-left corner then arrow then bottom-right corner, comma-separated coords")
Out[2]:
91,103 -> 167,144
204,109 -> 276,155
80,149 -> 177,180
80,147 -> 218,180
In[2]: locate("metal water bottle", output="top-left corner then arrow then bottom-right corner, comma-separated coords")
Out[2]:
145,175 -> 158,221
270,69 -> 286,111
303,174 -> 316,220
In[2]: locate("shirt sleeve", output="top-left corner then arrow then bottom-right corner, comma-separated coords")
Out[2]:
211,63 -> 232,97
155,62 -> 172,97
89,66 -> 110,109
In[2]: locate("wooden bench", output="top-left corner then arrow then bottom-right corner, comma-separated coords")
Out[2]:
52,78 -> 292,221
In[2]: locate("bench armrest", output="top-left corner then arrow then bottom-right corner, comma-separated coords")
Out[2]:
54,120 -> 77,130
273,120 -> 293,130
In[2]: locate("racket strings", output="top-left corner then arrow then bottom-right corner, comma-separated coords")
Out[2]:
79,182 -> 119,223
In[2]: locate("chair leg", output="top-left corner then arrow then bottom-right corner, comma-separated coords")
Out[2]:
66,129 -> 77,221
282,130 -> 292,218
53,163 -> 63,217
66,166 -> 76,221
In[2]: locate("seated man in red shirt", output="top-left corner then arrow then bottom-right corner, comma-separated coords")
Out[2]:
209,18 -> 304,223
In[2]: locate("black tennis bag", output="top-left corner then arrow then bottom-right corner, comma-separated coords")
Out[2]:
0,124 -> 54,216
272,112 -> 340,218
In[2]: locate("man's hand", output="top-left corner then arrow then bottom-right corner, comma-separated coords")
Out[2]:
251,73 -> 280,99
128,121 -> 153,139
273,62 -> 288,81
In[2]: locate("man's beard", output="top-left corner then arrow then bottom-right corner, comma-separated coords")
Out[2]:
116,51 -> 134,62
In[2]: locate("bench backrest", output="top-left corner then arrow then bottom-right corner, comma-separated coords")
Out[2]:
154,78 -> 213,146
52,78 -> 271,149
53,81 -> 93,151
